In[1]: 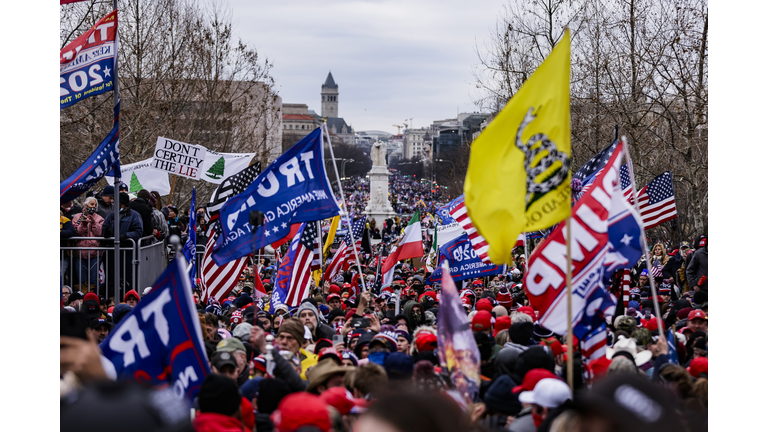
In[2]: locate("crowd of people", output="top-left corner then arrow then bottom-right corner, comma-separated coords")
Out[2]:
61,172 -> 708,432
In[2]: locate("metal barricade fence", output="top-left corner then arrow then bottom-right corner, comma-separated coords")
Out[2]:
60,236 -> 168,301
137,236 -> 168,292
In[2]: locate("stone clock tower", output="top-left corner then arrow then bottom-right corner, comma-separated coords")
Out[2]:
321,72 -> 339,118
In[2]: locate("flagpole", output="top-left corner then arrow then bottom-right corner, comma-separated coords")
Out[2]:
565,216 -> 574,393
323,124 -> 367,292
523,233 -> 530,273
112,0 -> 121,302
621,137 -> 666,345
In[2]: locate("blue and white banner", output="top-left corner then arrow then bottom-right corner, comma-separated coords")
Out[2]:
60,102 -> 120,203
436,195 -> 463,225
182,187 -> 197,288
100,256 -> 210,401
429,232 -> 504,284
666,328 -> 679,365
60,10 -> 117,109
212,128 -> 341,265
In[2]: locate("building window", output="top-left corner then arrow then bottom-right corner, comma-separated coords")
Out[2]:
301,125 -> 305,130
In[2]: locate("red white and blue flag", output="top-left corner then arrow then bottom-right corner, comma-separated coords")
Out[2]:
60,9 -> 117,109
269,222 -> 322,312
635,171 -> 677,229
582,323 -> 608,363
449,196 -> 491,264
324,217 -> 365,281
524,140 -> 644,339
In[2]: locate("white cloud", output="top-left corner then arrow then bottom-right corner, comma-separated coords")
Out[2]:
227,0 -> 505,131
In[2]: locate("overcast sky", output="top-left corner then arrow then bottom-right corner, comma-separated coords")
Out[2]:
227,0 -> 507,133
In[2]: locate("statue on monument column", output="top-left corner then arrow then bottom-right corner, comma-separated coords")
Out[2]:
371,141 -> 386,167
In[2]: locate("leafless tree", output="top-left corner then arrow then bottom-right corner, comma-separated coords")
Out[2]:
60,0 -> 281,210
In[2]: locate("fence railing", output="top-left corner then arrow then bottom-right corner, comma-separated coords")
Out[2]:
60,235 -> 168,301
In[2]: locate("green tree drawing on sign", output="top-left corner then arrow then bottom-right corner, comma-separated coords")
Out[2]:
129,172 -> 144,192
206,156 -> 226,179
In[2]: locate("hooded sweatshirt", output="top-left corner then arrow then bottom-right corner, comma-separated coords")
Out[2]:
402,300 -> 425,332
296,302 -> 335,342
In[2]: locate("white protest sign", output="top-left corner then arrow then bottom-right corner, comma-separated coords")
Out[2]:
152,137 -> 208,180
200,150 -> 256,184
106,158 -> 171,196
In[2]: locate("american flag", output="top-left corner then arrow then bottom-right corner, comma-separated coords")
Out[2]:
621,269 -> 631,307
201,163 -> 261,303
281,222 -> 322,306
324,217 -> 365,280
582,323 -> 608,364
449,196 -> 491,263
574,140 -> 635,202
635,171 -> 677,229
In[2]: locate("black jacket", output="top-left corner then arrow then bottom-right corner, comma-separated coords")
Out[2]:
129,197 -> 154,238
102,209 -> 144,246
685,248 -> 708,291
314,322 -> 335,343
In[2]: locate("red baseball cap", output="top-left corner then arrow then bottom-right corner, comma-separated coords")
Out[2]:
327,293 -> 341,302
476,298 -> 493,312
493,315 -> 512,337
472,280 -> 483,286
644,318 -> 665,332
271,392 -> 331,432
512,368 -> 559,393
687,357 -> 708,378
319,387 -> 368,415
329,284 -> 340,294
472,311 -> 493,331
517,306 -> 536,321
587,356 -> 612,380
84,292 -> 100,304
687,309 -> 707,322
415,332 -> 438,353
540,337 -> 563,356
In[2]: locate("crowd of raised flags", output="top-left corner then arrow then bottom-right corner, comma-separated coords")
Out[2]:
61,14 -> 707,432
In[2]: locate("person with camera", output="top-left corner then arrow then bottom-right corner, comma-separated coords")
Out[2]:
70,197 -> 105,292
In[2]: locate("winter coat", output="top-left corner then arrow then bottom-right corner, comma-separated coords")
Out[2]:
103,209 -> 144,247
685,248 -> 708,291
151,208 -> 169,240
61,215 -> 77,249
192,413 -> 248,432
129,197 -> 155,238
96,198 -> 112,219
71,212 -> 105,257
254,413 -> 274,432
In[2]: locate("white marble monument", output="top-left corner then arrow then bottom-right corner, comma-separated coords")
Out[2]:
365,141 -> 396,227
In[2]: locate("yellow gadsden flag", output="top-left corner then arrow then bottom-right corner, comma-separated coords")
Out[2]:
464,29 -> 572,265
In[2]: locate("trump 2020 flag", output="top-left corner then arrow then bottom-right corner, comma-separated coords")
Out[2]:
182,187 -> 197,288
429,232 -> 504,284
212,128 -> 340,265
523,140 -> 643,339
464,29 -> 572,265
60,102 -> 120,203
437,261 -> 481,401
60,9 -> 117,109
100,256 -> 210,401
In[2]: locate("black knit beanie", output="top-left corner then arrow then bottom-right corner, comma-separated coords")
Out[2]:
198,374 -> 241,416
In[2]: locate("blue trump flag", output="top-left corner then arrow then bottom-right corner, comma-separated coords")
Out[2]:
429,232 -> 504,284
268,222 -> 304,315
60,102 -> 121,203
666,328 -> 679,364
212,128 -> 340,265
182,187 -> 197,288
100,256 -> 210,401
436,195 -> 464,225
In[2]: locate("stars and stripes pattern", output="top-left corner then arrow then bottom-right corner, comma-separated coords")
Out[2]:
574,140 -> 636,202
283,222 -> 322,306
201,163 -> 261,303
621,269 -> 632,307
449,196 -> 491,264
635,171 -> 677,229
582,323 -> 608,364
324,217 -> 366,280
650,262 -> 663,278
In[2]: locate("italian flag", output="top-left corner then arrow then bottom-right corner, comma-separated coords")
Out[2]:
382,212 -> 423,277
